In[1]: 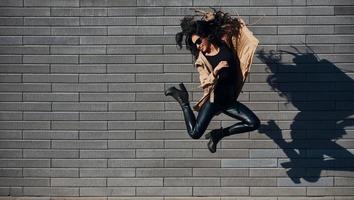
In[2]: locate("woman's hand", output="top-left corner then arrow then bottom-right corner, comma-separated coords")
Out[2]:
213,61 -> 229,76
202,11 -> 215,21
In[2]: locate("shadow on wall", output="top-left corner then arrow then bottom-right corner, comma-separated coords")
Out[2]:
257,46 -> 354,183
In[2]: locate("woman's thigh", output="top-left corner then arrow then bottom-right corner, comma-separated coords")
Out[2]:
194,101 -> 222,135
221,101 -> 259,124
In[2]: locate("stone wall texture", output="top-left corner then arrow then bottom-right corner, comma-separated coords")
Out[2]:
0,0 -> 353,199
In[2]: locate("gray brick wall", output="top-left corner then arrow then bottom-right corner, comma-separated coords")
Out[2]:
0,0 -> 353,199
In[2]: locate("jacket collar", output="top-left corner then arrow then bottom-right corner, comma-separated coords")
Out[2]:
197,51 -> 213,73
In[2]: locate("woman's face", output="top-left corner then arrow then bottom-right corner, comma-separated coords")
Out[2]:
191,34 -> 210,54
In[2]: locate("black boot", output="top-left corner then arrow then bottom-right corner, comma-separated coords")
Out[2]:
164,82 -> 189,106
205,127 -> 225,153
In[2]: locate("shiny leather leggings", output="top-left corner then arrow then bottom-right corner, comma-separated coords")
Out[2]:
181,100 -> 260,139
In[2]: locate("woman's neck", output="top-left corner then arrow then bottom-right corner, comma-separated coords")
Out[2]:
205,43 -> 220,56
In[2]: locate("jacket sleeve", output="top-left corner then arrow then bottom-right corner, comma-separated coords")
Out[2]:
216,67 -> 229,81
195,63 -> 217,89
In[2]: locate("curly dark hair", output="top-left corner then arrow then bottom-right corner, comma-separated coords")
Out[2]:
175,9 -> 242,60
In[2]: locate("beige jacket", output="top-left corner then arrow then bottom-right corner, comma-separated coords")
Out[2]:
192,18 -> 259,112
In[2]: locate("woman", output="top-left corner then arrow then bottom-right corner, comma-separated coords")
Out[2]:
165,10 -> 260,153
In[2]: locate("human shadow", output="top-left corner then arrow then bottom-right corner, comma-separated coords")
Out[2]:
257,46 -> 354,183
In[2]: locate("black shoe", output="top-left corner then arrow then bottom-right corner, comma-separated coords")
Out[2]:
205,127 -> 224,153
164,82 -> 189,106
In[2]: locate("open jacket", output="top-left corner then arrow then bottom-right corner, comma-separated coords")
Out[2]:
192,18 -> 259,112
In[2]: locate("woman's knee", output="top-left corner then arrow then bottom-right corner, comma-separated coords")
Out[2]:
189,130 -> 203,139
188,124 -> 205,139
248,115 -> 260,130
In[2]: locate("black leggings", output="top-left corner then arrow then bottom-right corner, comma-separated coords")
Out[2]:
181,100 -> 260,139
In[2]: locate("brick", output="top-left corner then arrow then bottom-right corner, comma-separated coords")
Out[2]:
80,17 -> 136,25
136,186 -> 192,196
23,149 -> 79,158
108,7 -> 163,16
80,112 -> 135,120
51,45 -> 106,54
80,150 -> 135,158
136,149 -> 192,158
80,36 -> 135,44
51,178 -> 105,186
52,121 -> 107,130
80,93 -> 135,102
0,168 -> 22,176
278,6 -> 334,15
23,168 -> 78,177
108,178 -> 163,186
0,27 -> 50,35
278,26 -> 334,34
52,159 -> 107,168
24,17 -> 79,26
0,149 -> 22,158
108,159 -> 164,168
79,74 -> 134,82
0,55 -> 22,63
23,130 -> 78,140
108,26 -> 163,35
165,159 -> 220,168
0,178 -> 49,186
109,102 -> 164,111
23,55 -> 78,64
137,0 -> 192,6
107,64 -> 163,73
250,0 -> 306,5
23,187 -> 79,196
109,83 -> 164,92
80,168 -> 135,177
0,46 -> 49,54
0,159 -> 50,167
164,177 -> 219,186
278,177 -> 334,186
51,64 -> 106,73
137,17 -> 179,25
307,187 -> 354,196
0,0 -> 23,6
0,93 -> 20,101
108,45 -> 163,54
52,84 -> 107,92
0,64 -> 49,73
222,159 -> 278,168
193,187 -> 249,196
0,17 -> 23,25
52,140 -> 107,149
52,102 -> 107,111
0,8 -> 50,16
108,140 -> 164,149
80,187 -> 135,196
136,168 -> 192,177
193,168 -> 249,177
80,55 -> 135,64
108,121 -> 164,130
251,187 -> 306,196
24,0 -> 79,6
51,8 -> 107,16
80,0 -> 136,6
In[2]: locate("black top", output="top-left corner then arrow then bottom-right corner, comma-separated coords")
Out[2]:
204,43 -> 240,108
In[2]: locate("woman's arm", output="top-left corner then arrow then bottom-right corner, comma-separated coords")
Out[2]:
213,61 -> 229,76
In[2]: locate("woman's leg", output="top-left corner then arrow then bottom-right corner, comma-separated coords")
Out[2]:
181,100 -> 221,139
221,101 -> 260,137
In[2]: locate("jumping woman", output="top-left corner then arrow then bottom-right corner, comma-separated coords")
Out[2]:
165,9 -> 260,153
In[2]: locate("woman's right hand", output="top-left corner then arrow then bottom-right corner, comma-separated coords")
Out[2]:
214,61 -> 229,75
